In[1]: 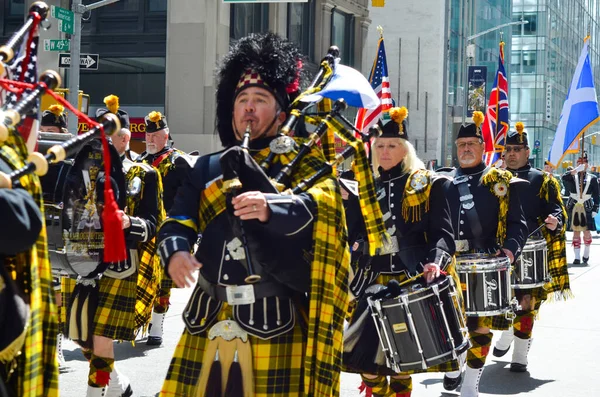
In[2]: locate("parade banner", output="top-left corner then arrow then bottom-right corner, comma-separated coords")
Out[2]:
467,66 -> 487,117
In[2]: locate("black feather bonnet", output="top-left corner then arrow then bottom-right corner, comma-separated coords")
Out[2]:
216,32 -> 304,147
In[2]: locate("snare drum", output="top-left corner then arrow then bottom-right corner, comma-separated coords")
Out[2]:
456,255 -> 511,316
368,275 -> 469,373
512,239 -> 549,289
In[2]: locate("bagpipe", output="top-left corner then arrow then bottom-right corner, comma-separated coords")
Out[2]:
220,46 -> 387,290
0,3 -> 128,275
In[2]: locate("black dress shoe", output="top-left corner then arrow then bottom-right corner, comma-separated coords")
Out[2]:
573,259 -> 581,265
146,336 -> 163,346
122,385 -> 133,397
510,363 -> 527,372
443,373 -> 462,390
493,346 -> 510,357
583,257 -> 590,264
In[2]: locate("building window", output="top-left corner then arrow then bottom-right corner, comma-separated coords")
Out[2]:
511,50 -> 537,74
148,0 -> 167,12
9,0 -> 25,16
513,13 -> 537,36
331,9 -> 355,66
288,2 -> 315,60
80,57 -> 166,107
230,4 -> 269,40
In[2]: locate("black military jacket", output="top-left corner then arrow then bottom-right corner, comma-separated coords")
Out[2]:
562,170 -> 600,213
138,146 -> 190,212
347,163 -> 455,278
0,157 -> 42,256
508,164 -> 563,235
439,162 -> 527,258
157,138 -> 316,339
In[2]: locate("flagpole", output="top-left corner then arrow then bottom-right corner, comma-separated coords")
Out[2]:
582,34 -> 591,159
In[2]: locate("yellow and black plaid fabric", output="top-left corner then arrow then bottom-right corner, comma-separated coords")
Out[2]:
59,277 -> 77,334
469,314 -> 512,331
0,132 -> 59,397
540,174 -> 572,301
162,140 -> 349,396
402,170 -> 433,222
126,165 -> 166,331
161,307 -> 305,396
465,331 -> 493,369
481,168 -> 513,245
94,273 -> 138,340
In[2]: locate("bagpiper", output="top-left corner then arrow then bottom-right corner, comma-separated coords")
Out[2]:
562,151 -> 599,264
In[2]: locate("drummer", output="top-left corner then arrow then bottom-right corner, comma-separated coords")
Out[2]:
492,122 -> 571,372
343,107 -> 458,397
437,112 -> 527,397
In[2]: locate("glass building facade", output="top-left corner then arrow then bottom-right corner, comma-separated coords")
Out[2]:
511,0 -> 600,170
444,0 -> 513,166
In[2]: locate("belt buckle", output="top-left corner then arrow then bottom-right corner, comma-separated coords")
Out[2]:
453,175 -> 468,185
226,285 -> 256,305
455,240 -> 469,252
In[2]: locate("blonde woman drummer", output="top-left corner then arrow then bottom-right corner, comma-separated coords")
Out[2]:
343,107 -> 459,397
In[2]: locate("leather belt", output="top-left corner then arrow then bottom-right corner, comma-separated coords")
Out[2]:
196,272 -> 293,304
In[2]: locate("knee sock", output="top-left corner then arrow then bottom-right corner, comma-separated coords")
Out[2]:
88,354 -> 114,387
513,311 -> 535,339
466,331 -> 493,369
584,237 -> 592,258
573,238 -> 581,260
153,288 -> 171,313
360,375 -> 389,397
389,377 -> 412,396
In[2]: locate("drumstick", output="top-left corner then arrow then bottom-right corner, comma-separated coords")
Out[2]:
398,272 -> 424,287
528,223 -> 545,238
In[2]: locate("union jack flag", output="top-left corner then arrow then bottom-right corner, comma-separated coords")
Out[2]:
355,36 -> 392,154
482,42 -> 509,166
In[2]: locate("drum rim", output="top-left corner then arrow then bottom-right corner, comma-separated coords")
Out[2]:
464,308 -> 511,316
380,277 -> 451,306
523,239 -> 548,250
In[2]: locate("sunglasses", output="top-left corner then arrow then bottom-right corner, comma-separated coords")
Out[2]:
504,146 -> 528,153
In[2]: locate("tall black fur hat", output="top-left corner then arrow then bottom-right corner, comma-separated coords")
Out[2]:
216,32 -> 304,147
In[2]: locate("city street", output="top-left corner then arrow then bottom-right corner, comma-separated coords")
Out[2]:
58,232 -> 599,396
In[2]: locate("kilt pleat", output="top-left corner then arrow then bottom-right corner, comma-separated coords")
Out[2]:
160,324 -> 305,396
94,273 -> 137,340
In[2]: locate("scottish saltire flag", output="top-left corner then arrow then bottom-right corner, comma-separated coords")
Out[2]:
301,63 -> 379,109
355,36 -> 393,135
482,42 -> 509,166
549,39 -> 600,166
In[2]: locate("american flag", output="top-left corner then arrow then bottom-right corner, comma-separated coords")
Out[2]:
482,41 -> 509,166
3,35 -> 40,150
355,37 -> 392,151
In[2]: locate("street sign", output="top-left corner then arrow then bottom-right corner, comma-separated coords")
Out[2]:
44,39 -> 70,52
58,53 -> 99,70
534,140 -> 541,148
51,5 -> 74,34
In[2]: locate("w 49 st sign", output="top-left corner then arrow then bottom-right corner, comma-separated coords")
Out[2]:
58,53 -> 99,70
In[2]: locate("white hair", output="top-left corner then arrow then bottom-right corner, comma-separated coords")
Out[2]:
372,138 -> 425,177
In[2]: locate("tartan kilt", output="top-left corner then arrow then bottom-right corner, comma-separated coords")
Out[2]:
135,241 -> 161,330
94,272 -> 138,341
344,271 -> 461,375
160,323 -> 305,396
59,277 -> 77,334
469,315 -> 512,331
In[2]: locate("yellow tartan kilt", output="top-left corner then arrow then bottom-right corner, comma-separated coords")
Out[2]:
59,277 -> 77,334
160,323 -> 305,396
135,246 -> 161,330
94,273 -> 138,341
